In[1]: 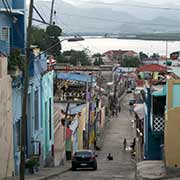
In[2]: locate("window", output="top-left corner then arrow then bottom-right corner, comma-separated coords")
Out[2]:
34,90 -> 39,130
49,98 -> 52,140
1,27 -> 10,53
15,120 -> 21,151
2,27 -> 9,41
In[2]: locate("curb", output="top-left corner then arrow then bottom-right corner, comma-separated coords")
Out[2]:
4,166 -> 71,180
42,167 -> 71,180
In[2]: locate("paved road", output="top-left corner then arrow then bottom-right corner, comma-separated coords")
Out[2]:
50,94 -> 136,180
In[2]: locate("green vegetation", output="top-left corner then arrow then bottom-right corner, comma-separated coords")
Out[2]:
151,53 -> 160,59
25,157 -> 39,174
57,50 -> 91,66
139,51 -> 148,61
8,49 -> 24,71
31,26 -> 92,66
92,53 -> 104,66
120,56 -> 141,67
31,25 -> 62,57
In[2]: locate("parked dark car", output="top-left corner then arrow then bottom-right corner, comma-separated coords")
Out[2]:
71,150 -> 98,170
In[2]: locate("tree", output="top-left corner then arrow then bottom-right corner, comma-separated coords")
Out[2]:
46,25 -> 62,38
58,50 -> 91,66
120,56 -> 141,67
31,25 -> 62,57
92,53 -> 104,66
139,51 -> 148,61
8,49 -> 24,71
151,53 -> 160,59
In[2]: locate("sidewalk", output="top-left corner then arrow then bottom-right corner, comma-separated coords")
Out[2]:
136,161 -> 167,180
4,162 -> 71,180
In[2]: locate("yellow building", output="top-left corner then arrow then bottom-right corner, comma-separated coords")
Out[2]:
165,79 -> 180,168
78,106 -> 86,150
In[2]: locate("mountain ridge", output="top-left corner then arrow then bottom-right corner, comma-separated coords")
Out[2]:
34,0 -> 180,35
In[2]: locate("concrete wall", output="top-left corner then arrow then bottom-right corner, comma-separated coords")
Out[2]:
78,107 -> 86,150
41,71 -> 54,163
12,86 -> 22,175
54,103 -> 65,166
0,57 -> 14,178
165,79 -> 180,168
165,107 -> 180,168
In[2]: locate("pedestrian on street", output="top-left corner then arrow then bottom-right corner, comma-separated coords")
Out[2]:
115,107 -> 118,116
107,153 -> 113,160
131,138 -> 136,151
123,138 -> 127,150
118,104 -> 121,113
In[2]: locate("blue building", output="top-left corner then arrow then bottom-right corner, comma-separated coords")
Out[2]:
12,51 -> 54,174
0,0 -> 25,55
143,85 -> 166,160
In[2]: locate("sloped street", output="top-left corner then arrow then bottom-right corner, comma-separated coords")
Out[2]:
50,94 -> 136,180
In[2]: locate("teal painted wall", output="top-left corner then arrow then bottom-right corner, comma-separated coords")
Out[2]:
41,71 -> 54,161
172,84 -> 180,108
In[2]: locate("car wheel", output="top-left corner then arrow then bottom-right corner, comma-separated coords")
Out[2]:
93,165 -> 97,170
72,166 -> 76,171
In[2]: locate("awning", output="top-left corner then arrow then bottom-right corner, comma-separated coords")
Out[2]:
69,104 -> 86,115
57,72 -> 96,83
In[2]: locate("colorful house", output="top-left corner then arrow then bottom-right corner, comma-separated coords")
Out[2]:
12,51 -> 54,174
0,0 -> 25,54
54,72 -> 96,155
141,83 -> 166,160
54,103 -> 66,166
165,79 -> 180,168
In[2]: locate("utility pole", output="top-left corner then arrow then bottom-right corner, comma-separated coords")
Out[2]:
50,0 -> 55,25
19,0 -> 34,179
166,40 -> 168,66
87,73 -> 93,149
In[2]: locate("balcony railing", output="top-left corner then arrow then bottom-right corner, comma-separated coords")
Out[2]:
152,115 -> 165,133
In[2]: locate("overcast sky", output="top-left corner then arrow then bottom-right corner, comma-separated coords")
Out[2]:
32,0 -> 180,5
64,0 -> 180,5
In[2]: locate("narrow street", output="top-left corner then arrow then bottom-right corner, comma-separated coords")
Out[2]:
50,94 -> 136,180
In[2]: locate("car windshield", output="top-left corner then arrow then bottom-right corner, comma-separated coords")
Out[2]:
75,151 -> 92,156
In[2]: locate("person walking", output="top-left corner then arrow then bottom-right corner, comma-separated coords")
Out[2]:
123,138 -> 127,150
118,104 -> 121,113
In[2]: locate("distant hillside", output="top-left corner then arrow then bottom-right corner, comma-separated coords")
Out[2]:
34,0 -> 180,35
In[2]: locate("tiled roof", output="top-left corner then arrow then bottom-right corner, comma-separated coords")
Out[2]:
136,64 -> 168,72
